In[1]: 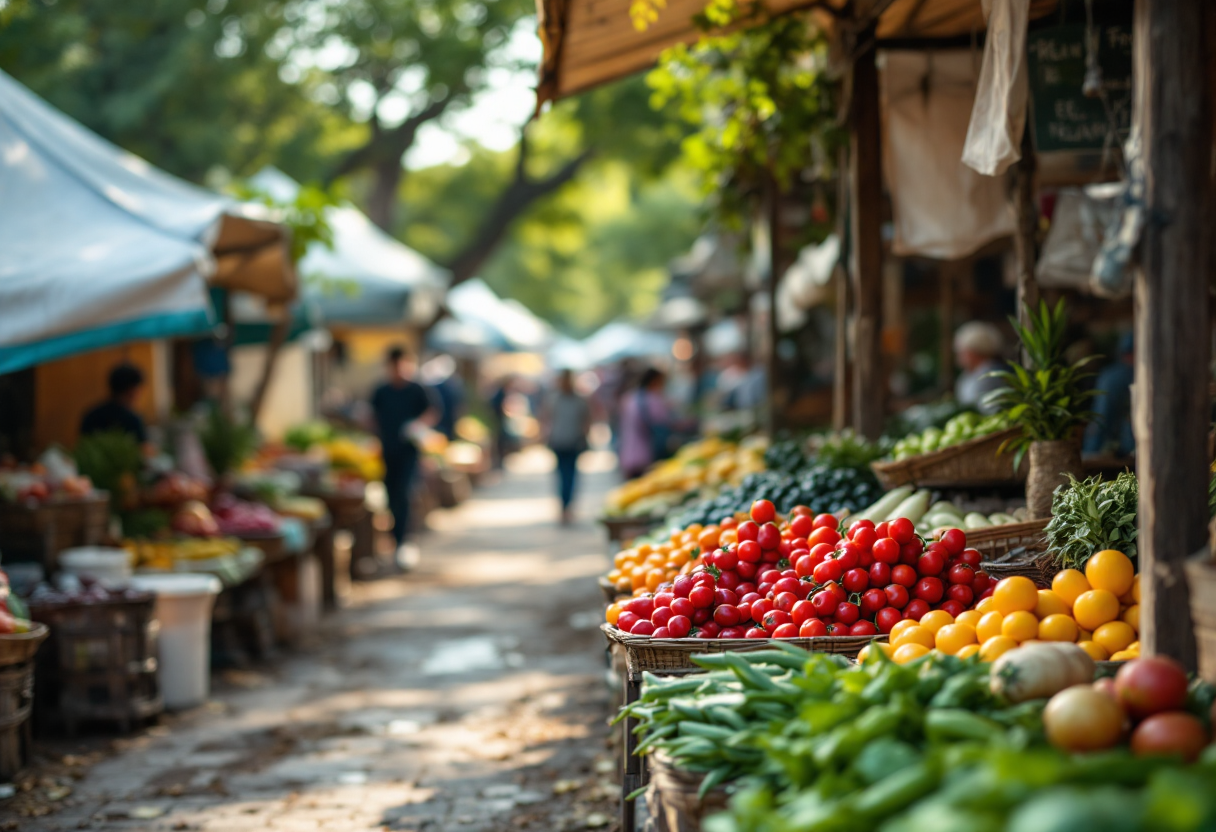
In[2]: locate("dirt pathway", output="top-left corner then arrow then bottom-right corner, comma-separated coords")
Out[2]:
10,449 -> 621,832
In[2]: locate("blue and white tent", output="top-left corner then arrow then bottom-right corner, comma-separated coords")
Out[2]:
0,69 -> 293,373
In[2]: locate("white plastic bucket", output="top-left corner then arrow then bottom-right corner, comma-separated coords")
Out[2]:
58,547 -> 133,588
130,573 -> 222,709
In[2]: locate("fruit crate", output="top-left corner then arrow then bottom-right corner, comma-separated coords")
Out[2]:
870,429 -> 1027,490
30,597 -> 162,735
0,626 -> 49,780
0,495 -> 110,573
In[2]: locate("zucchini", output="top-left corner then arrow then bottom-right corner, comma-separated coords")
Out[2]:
854,486 -> 915,523
929,501 -> 964,518
988,512 -> 1017,526
886,490 -> 931,523
963,512 -> 992,530
924,512 -> 960,530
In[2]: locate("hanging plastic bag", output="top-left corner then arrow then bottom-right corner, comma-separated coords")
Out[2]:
1090,128 -> 1146,298
1036,184 -> 1122,291
961,0 -> 1032,176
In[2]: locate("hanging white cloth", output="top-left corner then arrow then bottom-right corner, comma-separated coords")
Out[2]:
961,0 -> 1032,176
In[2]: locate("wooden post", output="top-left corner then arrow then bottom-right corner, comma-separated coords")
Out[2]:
248,316 -> 291,426
1013,121 -> 1039,367
938,261 -> 956,394
767,176 -> 782,434
849,37 -> 884,440
832,263 -> 850,431
1132,0 -> 1212,667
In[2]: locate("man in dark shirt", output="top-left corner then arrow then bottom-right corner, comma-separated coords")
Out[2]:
81,364 -> 148,444
370,346 -> 438,562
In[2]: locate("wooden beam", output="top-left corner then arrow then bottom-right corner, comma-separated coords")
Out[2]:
849,38 -> 885,440
767,177 -> 782,434
938,261 -> 956,394
248,317 -> 290,427
1132,0 -> 1213,668
1013,118 -> 1040,367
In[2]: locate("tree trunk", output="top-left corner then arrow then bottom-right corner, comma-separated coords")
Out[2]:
367,156 -> 404,233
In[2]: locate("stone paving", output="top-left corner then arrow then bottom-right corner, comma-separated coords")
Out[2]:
8,449 -> 621,832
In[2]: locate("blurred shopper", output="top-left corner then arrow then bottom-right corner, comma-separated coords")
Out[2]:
370,346 -> 438,565
421,354 -> 464,440
81,364 -> 149,446
617,368 -> 673,480
953,322 -> 1006,414
489,375 -> 516,470
544,370 -> 592,524
1083,332 -> 1135,457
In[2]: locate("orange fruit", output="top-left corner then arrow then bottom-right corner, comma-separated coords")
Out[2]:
1038,613 -> 1079,643
956,609 -> 983,630
975,596 -> 997,614
976,611 -> 1005,643
858,642 -> 894,662
919,610 -> 954,634
892,643 -> 930,664
1131,575 -> 1140,603
719,529 -> 738,546
892,625 -> 936,651
1077,640 -> 1110,661
605,602 -> 624,625
1122,604 -> 1140,632
1085,550 -> 1135,597
1051,569 -> 1092,608
1073,589 -> 1120,631
980,635 -> 1018,662
697,526 -> 721,552
1093,620 -> 1136,654
935,623 -> 978,656
1035,590 -> 1070,620
993,576 -> 1039,615
889,619 -> 920,641
1002,610 -> 1039,642
956,644 -> 981,660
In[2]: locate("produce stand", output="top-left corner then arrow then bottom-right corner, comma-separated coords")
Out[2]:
0,625 -> 48,780
0,494 -> 110,574
302,485 -> 374,583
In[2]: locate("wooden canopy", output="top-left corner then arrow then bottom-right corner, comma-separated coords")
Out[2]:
536,0 -> 1058,104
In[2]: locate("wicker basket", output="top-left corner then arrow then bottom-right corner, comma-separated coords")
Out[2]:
646,751 -> 730,832
0,495 -> 110,572
967,518 -> 1049,561
0,625 -> 49,668
601,623 -> 875,679
871,429 -> 1027,490
0,625 -> 48,780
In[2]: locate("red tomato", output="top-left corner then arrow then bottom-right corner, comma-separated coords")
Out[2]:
903,599 -> 930,621
869,562 -> 892,586
794,580 -> 813,600
891,564 -> 918,588
902,537 -> 925,558
778,540 -> 794,559
809,542 -> 835,566
652,607 -> 674,628
739,591 -> 762,605
791,599 -> 817,627
813,513 -> 838,530
628,597 -> 655,620
719,626 -> 745,639
719,517 -> 738,530
1131,712 -> 1208,762
958,548 -> 983,569
617,611 -> 640,632
792,505 -> 813,517
713,605 -> 741,627
760,548 -> 782,564
834,602 -> 860,626
737,540 -> 763,564
834,543 -> 861,571
811,590 -> 837,617
914,577 -> 944,604
971,570 -> 991,593
874,522 -> 890,540
736,561 -> 758,581
772,577 -> 800,596
697,621 -> 720,638
692,607 -> 711,625
946,584 -> 974,607
813,559 -> 843,585
794,554 -> 816,578
917,550 -> 945,577
824,582 -> 848,604
884,584 -> 910,609
858,548 -> 874,568
762,610 -> 792,633
744,627 -> 768,639
750,499 -> 776,524
1116,657 -> 1190,719
800,618 -> 828,638
848,519 -> 876,537
851,526 -> 878,551
860,588 -> 887,616
737,582 -> 757,597
809,527 -> 841,548
979,587 -> 994,601
873,538 -> 901,565
937,600 -> 965,618
669,597 -> 695,619
717,571 -> 740,592
774,591 -> 798,613
667,615 -> 691,638
772,623 -> 799,639
736,520 -> 759,542
751,598 -> 774,619
736,601 -> 752,622
823,622 -> 848,636
875,607 -> 903,633
653,591 -> 674,609
630,619 -> 655,636
789,514 -> 815,539
939,528 -> 967,556
888,517 -> 916,545
948,563 -> 975,585
689,585 -> 714,609
758,568 -> 782,585
842,568 -> 870,594
850,620 -> 879,636
713,588 -> 738,607
672,575 -> 695,598
757,523 -> 782,550
715,548 -> 739,571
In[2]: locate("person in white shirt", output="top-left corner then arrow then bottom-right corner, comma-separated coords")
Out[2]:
953,322 -> 1007,414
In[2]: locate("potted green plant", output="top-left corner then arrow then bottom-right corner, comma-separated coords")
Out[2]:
983,300 -> 1099,519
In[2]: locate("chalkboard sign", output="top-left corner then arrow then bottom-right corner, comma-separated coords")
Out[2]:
1027,22 -> 1133,153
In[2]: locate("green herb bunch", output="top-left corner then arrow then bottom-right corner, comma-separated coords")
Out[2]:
199,406 -> 258,479
1045,473 -> 1139,569
983,300 -> 1099,467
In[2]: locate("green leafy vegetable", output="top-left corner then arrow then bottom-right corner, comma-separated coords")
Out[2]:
1046,473 -> 1140,570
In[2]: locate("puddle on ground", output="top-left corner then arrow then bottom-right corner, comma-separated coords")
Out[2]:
421,637 -> 506,676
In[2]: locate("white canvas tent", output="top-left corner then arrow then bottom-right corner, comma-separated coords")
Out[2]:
442,279 -> 551,352
0,69 -> 294,373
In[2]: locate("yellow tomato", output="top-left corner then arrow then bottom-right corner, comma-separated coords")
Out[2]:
719,529 -> 738,546
975,596 -> 997,614
956,609 -> 983,630
889,619 -> 920,642
1038,614 -> 1079,643
1110,649 -> 1138,661
892,643 -> 930,664
605,602 -> 624,625
1128,640 -> 1139,652
980,635 -> 1018,662
935,623 -> 978,656
1122,604 -> 1140,632
993,576 -> 1039,616
1051,569 -> 1092,608
1085,550 -> 1135,598
1078,628 -> 1093,642
919,610 -> 954,634
858,642 -> 894,663
1077,640 -> 1110,661
977,611 -> 1005,643
1002,610 -> 1040,642
636,543 -> 654,557
956,644 -> 981,660
1131,575 -> 1140,603
1093,620 -> 1136,655
1073,589 -> 1120,631
892,625 -> 936,651
1035,590 -> 1071,620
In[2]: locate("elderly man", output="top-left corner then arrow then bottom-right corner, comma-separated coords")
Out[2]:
953,322 -> 1006,414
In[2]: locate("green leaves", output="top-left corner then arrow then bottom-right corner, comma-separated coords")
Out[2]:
1045,473 -> 1139,570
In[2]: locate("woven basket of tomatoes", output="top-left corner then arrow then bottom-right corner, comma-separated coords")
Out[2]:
602,498 -> 997,677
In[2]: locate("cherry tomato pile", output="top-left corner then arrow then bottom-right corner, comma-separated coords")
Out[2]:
607,498 -> 995,640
